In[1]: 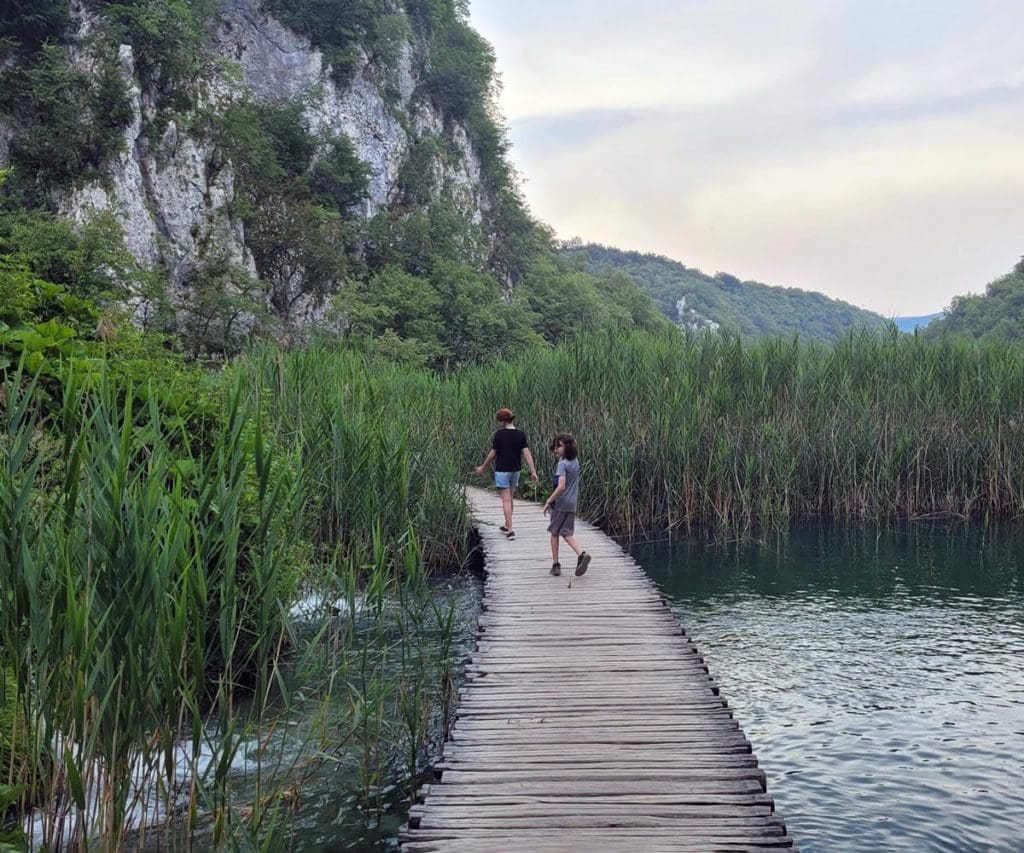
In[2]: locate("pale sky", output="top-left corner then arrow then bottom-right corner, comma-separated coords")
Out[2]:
469,0 -> 1024,315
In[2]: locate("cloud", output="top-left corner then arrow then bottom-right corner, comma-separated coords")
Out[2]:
470,0 -> 1024,314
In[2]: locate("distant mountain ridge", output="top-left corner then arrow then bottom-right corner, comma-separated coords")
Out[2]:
563,243 -> 887,342
893,314 -> 942,333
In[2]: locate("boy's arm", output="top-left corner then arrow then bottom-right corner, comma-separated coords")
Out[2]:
522,448 -> 539,483
543,480 -> 566,515
474,449 -> 496,475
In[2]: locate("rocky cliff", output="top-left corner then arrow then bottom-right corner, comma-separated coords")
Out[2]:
2,0 -> 494,334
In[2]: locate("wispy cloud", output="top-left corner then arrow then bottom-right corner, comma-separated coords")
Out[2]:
471,0 -> 1024,314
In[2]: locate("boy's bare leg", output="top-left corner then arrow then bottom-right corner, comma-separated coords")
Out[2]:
563,535 -> 584,557
501,488 -> 514,531
550,534 -> 560,563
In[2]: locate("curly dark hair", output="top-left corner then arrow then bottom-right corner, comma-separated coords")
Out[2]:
549,432 -> 578,461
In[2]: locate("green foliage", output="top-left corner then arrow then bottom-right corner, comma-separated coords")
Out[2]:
248,326 -> 1024,547
422,19 -> 494,123
176,254 -> 267,357
457,329 -> 1024,535
335,265 -> 447,368
567,243 -> 889,342
1,370 -> 299,846
0,668 -> 38,802
0,44 -> 132,196
261,0 -> 399,82
217,99 -> 367,324
334,258 -> 542,368
925,257 -> 1024,342
403,0 -> 461,34
93,0 -> 218,116
515,250 -> 672,344
240,345 -> 472,565
0,204 -> 221,443
0,0 -> 69,49
0,255 -> 99,376
0,208 -> 137,302
398,135 -> 442,207
310,133 -> 371,212
328,201 -> 669,366
363,200 -> 485,275
0,0 -> 217,196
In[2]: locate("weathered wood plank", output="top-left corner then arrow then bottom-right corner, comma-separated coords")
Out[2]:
399,487 -> 795,850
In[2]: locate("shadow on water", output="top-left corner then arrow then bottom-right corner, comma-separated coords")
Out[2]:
628,521 -> 1024,853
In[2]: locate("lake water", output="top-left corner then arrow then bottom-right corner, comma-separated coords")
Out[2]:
125,526 -> 1021,850
629,523 -> 1024,853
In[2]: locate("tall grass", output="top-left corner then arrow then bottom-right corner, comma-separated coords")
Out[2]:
237,346 -> 473,568
243,329 -> 1024,542
1,355 -> 474,849
6,326 -> 1023,846
456,328 -> 1024,535
1,367 -> 306,847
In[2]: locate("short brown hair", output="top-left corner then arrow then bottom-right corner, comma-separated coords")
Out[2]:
495,408 -> 515,423
549,432 -> 578,461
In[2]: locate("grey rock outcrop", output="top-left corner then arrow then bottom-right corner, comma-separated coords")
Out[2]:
21,0 -> 489,332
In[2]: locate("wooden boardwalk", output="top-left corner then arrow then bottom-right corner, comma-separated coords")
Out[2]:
401,487 -> 796,852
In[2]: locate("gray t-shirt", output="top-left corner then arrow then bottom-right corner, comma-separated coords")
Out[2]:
553,458 -> 581,512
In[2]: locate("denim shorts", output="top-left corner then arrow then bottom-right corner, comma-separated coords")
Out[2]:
494,470 -> 520,489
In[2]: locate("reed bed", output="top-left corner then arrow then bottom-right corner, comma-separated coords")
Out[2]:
236,346 -> 473,569
5,326 -> 1023,847
0,362 -> 466,850
456,329 -> 1024,536
245,327 -> 1024,541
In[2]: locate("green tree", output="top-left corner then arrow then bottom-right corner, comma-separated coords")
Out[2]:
0,0 -> 69,48
0,45 -> 132,195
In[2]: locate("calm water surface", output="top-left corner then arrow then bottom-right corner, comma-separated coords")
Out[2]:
630,524 -> 1024,853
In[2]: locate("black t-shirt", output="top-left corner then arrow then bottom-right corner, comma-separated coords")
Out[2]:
492,427 -> 528,472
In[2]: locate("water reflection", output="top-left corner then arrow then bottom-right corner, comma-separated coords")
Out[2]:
629,522 -> 1024,853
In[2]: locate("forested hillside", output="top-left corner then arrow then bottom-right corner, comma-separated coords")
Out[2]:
925,258 -> 1024,341
0,0 -> 669,367
565,242 -> 888,341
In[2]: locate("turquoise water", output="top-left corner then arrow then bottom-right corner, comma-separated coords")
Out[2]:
629,524 -> 1024,852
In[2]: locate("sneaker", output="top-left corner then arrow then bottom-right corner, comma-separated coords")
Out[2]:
505,530 -> 515,540
574,552 -> 591,576
499,525 -> 509,532
550,563 -> 561,576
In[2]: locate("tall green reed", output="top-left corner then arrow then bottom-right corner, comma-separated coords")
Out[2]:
453,328 -> 1024,535
1,366 -> 303,849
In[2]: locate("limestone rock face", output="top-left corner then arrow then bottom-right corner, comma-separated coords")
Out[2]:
675,295 -> 720,333
0,124 -> 11,170
21,0 -> 489,331
214,0 -> 485,220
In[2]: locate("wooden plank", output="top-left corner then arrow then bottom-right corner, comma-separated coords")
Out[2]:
402,841 -> 799,853
399,487 -> 794,851
419,780 -> 769,796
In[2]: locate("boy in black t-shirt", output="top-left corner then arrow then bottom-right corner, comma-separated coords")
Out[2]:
474,408 -> 538,539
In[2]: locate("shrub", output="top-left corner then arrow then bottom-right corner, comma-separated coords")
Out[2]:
0,45 -> 132,195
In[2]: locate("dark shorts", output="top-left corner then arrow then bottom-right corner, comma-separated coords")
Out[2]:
547,510 -> 575,536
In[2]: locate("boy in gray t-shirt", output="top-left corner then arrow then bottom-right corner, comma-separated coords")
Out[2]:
542,433 -> 591,577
